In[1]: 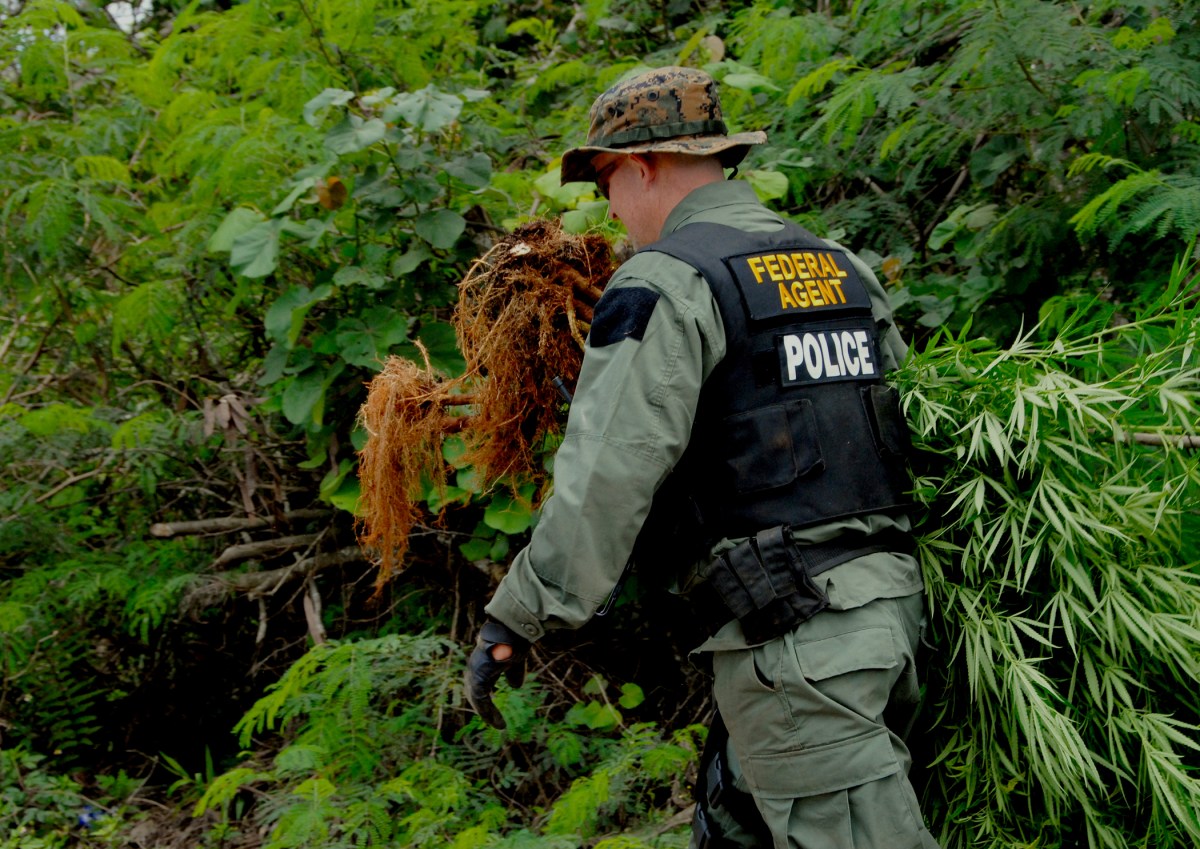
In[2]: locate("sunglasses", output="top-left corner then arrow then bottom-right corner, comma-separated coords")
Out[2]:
593,158 -> 623,200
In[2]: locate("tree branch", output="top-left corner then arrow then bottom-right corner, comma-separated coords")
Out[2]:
223,547 -> 366,593
150,509 -> 330,538
1127,432 -> 1200,450
210,534 -> 322,571
303,578 -> 328,645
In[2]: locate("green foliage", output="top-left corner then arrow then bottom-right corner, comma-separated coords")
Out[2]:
194,634 -> 694,848
897,277 -> 1200,847
726,0 -> 1200,338
0,747 -> 146,849
0,539 -> 205,758
5,0 -> 1200,846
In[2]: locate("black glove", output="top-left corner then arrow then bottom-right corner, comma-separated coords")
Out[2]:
464,620 -> 529,729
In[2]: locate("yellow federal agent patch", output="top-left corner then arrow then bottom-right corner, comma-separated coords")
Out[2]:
724,245 -> 871,323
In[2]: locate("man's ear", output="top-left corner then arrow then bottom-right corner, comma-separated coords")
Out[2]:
628,153 -> 657,185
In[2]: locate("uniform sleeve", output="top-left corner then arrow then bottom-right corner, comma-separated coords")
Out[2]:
485,257 -> 725,641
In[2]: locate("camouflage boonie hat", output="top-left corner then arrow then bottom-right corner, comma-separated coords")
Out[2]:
560,66 -> 768,185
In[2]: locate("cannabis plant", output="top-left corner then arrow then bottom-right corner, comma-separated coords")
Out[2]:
898,264 -> 1200,847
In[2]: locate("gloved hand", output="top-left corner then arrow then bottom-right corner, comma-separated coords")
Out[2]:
464,620 -> 529,729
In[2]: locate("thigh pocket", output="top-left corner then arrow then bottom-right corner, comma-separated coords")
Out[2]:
793,626 -> 900,723
742,726 -> 900,799
797,627 -> 897,683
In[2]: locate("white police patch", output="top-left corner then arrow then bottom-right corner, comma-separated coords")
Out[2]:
778,320 -> 879,386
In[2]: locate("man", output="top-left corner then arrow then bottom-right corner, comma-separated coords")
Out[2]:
465,66 -> 940,849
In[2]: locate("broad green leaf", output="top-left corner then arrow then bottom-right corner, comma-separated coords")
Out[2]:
415,209 -> 466,249
258,344 -> 289,386
321,461 -> 360,513
333,266 -> 387,289
928,218 -> 961,251
325,115 -> 387,154
483,492 -> 533,535
209,208 -> 265,253
444,153 -> 492,188
386,86 -> 463,133
271,177 -> 316,215
442,435 -> 469,467
361,307 -> 412,348
562,200 -> 609,234
745,169 -> 789,202
265,285 -> 334,348
618,682 -> 645,709
282,368 -> 327,425
303,88 -> 354,126
318,459 -> 353,500
459,536 -> 493,561
230,219 -> 282,278
456,466 -> 482,493
392,244 -> 432,276
401,173 -> 441,204
425,484 -> 468,513
578,702 -> 621,731
723,71 -> 781,93
964,204 -> 999,230
334,330 -> 381,369
280,218 -> 332,247
411,321 -> 465,375
535,171 -> 595,207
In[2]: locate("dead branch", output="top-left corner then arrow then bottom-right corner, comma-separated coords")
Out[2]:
224,546 -> 365,593
303,578 -> 328,645
150,508 -> 330,538
209,534 -> 322,571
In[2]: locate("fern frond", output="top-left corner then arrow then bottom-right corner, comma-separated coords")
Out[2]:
110,280 -> 182,357
786,56 -> 858,107
72,155 -> 132,185
1067,152 -> 1136,180
1141,56 -> 1200,126
1068,169 -> 1162,239
18,179 -> 80,259
1117,177 -> 1200,244
528,60 -> 592,101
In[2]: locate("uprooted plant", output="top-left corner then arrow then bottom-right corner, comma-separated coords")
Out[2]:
357,219 -> 615,581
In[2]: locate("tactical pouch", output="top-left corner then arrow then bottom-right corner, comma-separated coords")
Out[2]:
700,526 -> 830,644
698,526 -> 914,642
861,384 -> 911,458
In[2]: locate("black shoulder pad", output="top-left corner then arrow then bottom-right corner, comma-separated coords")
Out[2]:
588,287 -> 661,348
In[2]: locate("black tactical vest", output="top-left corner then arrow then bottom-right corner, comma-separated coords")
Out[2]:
641,220 -> 912,548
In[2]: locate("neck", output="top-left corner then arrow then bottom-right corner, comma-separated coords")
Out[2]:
645,155 -> 725,241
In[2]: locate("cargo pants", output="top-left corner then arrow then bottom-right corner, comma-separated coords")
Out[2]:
692,592 -> 940,849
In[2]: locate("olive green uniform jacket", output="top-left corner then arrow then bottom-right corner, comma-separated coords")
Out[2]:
485,180 -> 923,643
